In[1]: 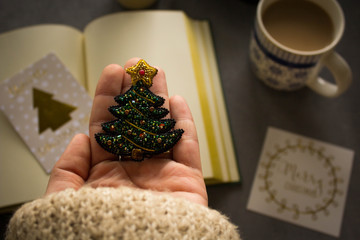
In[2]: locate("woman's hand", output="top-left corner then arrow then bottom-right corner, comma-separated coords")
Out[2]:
45,58 -> 208,206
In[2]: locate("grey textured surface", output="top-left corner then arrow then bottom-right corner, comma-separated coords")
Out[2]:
1,0 -> 359,239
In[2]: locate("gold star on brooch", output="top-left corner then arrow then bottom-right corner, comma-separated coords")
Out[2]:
126,59 -> 158,88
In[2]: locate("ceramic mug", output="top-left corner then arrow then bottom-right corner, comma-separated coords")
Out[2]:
249,0 -> 352,97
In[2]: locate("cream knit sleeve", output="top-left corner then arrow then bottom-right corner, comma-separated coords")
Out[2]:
6,186 -> 240,240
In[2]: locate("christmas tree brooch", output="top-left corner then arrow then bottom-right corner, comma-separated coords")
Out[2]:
95,59 -> 184,161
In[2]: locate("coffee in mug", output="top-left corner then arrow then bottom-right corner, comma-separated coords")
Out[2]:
263,0 -> 333,51
249,0 -> 352,97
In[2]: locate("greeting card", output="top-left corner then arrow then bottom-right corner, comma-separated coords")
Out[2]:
0,53 -> 92,173
247,127 -> 354,237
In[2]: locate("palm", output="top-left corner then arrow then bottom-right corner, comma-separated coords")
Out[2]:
87,159 -> 206,205
46,59 -> 207,206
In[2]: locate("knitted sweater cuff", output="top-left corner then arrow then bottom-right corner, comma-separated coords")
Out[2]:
6,186 -> 240,239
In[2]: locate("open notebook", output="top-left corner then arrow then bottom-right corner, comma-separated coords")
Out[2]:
0,10 -> 240,210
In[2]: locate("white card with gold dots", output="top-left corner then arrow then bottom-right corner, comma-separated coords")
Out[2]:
247,127 -> 354,237
0,53 -> 92,173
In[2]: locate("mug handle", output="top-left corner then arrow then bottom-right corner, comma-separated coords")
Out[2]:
306,51 -> 352,97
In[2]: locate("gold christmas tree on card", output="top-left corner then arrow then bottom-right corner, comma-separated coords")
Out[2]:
33,88 -> 76,134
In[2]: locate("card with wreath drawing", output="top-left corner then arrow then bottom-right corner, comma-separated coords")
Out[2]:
247,127 -> 354,237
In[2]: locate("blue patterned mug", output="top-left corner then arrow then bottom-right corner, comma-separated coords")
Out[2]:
249,0 -> 352,97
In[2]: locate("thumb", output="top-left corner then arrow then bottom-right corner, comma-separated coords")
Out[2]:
45,133 -> 91,195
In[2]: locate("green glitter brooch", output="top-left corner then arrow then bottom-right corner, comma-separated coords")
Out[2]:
95,59 -> 184,161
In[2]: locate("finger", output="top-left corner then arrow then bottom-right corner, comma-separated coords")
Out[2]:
89,64 -> 125,166
119,59 -> 170,171
90,59 -> 170,167
45,134 -> 91,195
121,57 -> 138,94
123,58 -> 170,111
170,95 -> 202,171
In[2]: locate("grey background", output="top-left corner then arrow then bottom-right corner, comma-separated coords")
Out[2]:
0,0 -> 359,239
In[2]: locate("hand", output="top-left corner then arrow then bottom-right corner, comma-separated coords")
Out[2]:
45,58 -> 208,206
